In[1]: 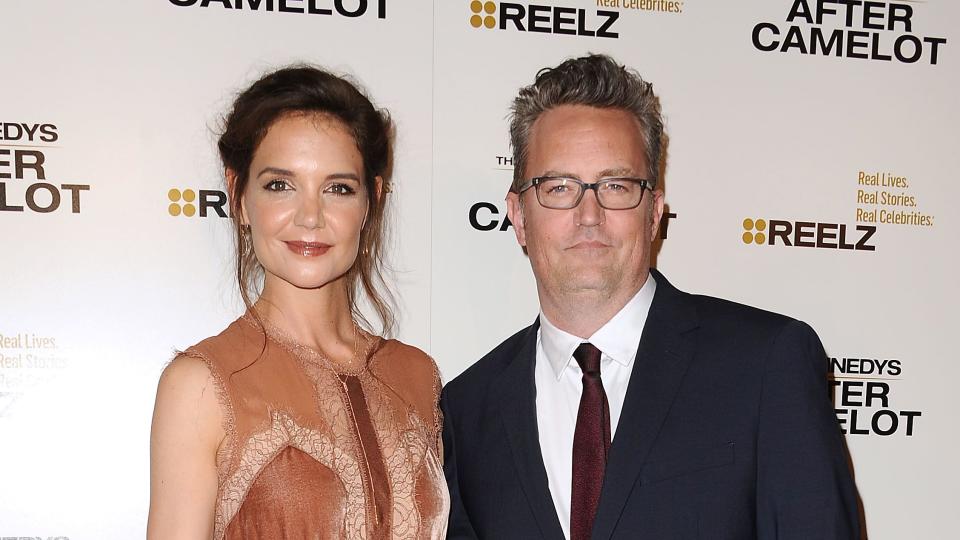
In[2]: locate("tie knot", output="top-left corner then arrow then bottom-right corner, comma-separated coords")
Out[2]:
573,342 -> 602,376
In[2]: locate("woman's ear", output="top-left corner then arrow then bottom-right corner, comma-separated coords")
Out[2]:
374,175 -> 384,202
226,168 -> 249,225
362,176 -> 384,229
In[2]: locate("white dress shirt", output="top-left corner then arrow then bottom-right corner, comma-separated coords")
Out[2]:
534,275 -> 657,539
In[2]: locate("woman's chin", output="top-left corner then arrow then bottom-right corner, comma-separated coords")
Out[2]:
264,268 -> 351,292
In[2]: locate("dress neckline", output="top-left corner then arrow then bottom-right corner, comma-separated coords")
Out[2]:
241,311 -> 383,377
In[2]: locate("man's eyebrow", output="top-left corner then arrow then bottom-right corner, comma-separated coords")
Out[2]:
536,168 -> 639,179
597,167 -> 637,177
539,170 -> 580,179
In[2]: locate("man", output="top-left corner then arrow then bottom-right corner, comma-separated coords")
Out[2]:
441,54 -> 860,539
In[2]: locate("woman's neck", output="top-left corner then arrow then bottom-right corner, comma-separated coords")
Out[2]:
255,275 -> 360,366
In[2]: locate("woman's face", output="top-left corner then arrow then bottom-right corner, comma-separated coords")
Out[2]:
240,113 -> 370,293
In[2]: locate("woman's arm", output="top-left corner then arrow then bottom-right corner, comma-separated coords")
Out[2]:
147,355 -> 225,539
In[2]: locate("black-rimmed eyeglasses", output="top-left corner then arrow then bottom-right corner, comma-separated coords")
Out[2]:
514,176 -> 654,210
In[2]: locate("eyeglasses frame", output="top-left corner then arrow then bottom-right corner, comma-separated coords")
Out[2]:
514,176 -> 656,210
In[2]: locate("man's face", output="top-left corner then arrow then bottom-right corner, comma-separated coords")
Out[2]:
506,105 -> 664,302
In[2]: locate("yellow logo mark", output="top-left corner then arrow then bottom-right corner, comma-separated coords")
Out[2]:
168,188 -> 197,217
742,218 -> 767,245
470,1 -> 496,29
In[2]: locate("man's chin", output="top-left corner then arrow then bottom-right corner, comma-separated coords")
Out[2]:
556,274 -> 617,295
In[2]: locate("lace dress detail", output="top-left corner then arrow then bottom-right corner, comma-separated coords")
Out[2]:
180,315 -> 449,539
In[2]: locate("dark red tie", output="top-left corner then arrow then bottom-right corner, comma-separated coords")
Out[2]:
570,342 -> 611,540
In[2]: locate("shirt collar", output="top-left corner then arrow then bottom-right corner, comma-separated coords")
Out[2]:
538,274 -> 657,380
538,310 -> 584,381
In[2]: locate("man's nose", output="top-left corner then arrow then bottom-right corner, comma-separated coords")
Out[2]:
576,187 -> 605,226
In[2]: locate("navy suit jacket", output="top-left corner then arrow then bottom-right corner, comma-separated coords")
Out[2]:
441,270 -> 860,539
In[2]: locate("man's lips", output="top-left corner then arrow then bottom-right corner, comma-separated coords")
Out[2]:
567,240 -> 611,250
284,241 -> 332,257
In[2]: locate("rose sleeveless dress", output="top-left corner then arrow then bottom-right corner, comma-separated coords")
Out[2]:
180,315 -> 449,539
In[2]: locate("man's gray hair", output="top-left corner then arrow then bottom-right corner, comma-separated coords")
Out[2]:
508,54 -> 664,191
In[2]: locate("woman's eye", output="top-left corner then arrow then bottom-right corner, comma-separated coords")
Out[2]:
264,179 -> 290,192
326,183 -> 357,196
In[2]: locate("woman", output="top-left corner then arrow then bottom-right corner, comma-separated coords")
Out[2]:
148,66 -> 449,539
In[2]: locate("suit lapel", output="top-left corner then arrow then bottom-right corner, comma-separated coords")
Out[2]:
592,271 -> 700,540
492,320 -> 566,540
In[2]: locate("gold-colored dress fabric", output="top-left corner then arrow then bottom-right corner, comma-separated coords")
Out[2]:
179,315 -> 449,539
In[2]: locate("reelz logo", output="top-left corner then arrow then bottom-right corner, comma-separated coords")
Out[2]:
742,218 -> 876,251
0,122 -> 90,214
168,0 -> 387,18
469,1 -> 620,38
167,188 -> 229,218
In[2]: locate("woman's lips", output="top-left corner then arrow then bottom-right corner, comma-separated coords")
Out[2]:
285,241 -> 332,257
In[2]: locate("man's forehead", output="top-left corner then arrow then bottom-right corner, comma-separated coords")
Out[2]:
528,106 -> 645,149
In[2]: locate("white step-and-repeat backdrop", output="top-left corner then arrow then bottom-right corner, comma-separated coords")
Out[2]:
2,1 -> 956,538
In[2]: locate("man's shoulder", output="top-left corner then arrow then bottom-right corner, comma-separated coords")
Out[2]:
681,291 -> 822,353
444,322 -> 536,398
690,293 -> 795,331
654,270 -> 798,337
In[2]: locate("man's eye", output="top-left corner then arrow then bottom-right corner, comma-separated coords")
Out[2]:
264,179 -> 290,191
602,180 -> 636,193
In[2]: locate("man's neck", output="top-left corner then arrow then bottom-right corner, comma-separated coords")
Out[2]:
539,272 -> 650,338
